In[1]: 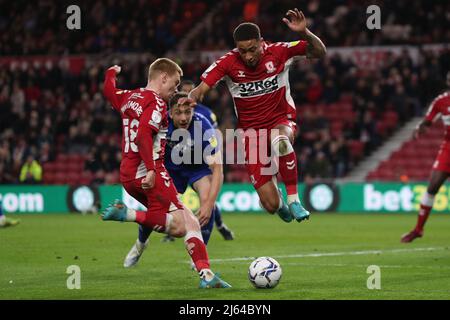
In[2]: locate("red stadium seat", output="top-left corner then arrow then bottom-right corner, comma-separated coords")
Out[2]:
67,172 -> 80,185
383,111 -> 399,131
54,161 -> 67,172
53,172 -> 67,184
43,172 -> 55,184
348,140 -> 365,161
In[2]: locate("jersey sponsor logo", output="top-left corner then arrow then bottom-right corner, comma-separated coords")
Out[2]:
237,70 -> 246,77
265,61 -> 276,73
129,93 -> 144,100
121,100 -> 143,117
238,75 -> 279,97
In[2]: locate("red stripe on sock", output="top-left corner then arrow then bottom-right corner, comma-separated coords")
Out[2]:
185,236 -> 210,272
416,204 -> 432,232
278,151 -> 298,196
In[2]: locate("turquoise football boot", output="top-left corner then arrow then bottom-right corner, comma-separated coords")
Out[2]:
101,199 -> 127,222
289,201 -> 310,222
275,188 -> 292,223
276,201 -> 293,223
199,273 -> 232,289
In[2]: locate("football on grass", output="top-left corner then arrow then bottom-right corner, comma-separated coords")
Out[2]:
248,257 -> 282,289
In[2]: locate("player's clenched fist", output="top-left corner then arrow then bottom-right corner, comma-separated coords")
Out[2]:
108,65 -> 122,74
141,170 -> 156,190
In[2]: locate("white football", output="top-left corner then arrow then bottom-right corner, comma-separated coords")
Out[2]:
248,257 -> 282,289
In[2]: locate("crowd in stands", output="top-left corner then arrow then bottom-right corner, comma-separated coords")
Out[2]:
0,0 -> 215,56
0,0 -> 449,185
1,0 -> 448,56
178,0 -> 450,50
1,46 -> 449,185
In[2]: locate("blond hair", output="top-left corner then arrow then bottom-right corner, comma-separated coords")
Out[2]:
148,58 -> 183,80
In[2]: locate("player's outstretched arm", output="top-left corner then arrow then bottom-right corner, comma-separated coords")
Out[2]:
188,81 -> 211,103
282,8 -> 326,59
197,152 -> 224,227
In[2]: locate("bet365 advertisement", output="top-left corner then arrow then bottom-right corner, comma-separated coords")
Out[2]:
1,183 -> 450,214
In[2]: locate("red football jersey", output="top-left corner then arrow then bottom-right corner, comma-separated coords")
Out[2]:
200,40 -> 307,129
425,91 -> 450,141
104,69 -> 168,182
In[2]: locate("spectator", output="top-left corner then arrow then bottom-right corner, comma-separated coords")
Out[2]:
305,151 -> 333,181
19,155 -> 42,184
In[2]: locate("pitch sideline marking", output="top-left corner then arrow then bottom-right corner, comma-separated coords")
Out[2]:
205,247 -> 447,263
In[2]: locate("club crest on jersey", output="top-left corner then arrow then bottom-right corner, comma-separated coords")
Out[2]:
237,70 -> 246,78
265,61 -> 276,73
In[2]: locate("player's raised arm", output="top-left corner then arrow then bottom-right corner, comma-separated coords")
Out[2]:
282,8 -> 326,59
103,65 -> 126,110
415,94 -> 444,139
188,81 -> 211,103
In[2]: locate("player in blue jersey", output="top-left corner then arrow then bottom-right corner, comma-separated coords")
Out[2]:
123,92 -> 228,267
161,80 -> 235,242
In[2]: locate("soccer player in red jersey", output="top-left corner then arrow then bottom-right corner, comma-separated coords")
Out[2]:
188,9 -> 326,223
101,59 -> 231,288
401,72 -> 450,243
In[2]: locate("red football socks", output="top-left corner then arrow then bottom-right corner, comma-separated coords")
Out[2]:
185,234 -> 210,272
135,210 -> 168,233
278,151 -> 298,196
415,204 -> 432,232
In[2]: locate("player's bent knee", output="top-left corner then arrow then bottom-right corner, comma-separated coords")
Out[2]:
183,208 -> 201,231
260,198 -> 279,214
167,211 -> 186,238
272,135 -> 293,157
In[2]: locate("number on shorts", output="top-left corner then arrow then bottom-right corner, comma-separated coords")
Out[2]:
160,171 -> 171,187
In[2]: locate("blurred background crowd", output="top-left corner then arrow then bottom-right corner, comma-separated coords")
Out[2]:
0,0 -> 449,185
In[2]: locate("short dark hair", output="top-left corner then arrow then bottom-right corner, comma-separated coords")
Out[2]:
169,92 -> 188,109
233,22 -> 261,42
180,80 -> 195,87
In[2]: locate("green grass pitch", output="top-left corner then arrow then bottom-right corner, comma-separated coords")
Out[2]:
1,213 -> 450,300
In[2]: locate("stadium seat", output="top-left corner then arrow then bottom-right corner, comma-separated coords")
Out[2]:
348,140 -> 365,161
383,111 -> 399,131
